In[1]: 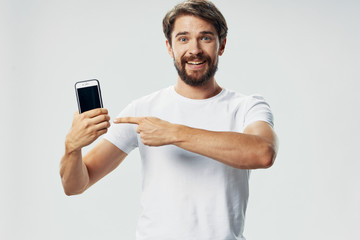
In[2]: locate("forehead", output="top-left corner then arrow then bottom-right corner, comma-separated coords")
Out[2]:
172,15 -> 216,37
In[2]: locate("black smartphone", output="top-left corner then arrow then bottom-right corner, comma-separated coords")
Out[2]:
75,79 -> 103,113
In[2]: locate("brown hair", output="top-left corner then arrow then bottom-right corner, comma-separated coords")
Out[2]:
163,0 -> 228,45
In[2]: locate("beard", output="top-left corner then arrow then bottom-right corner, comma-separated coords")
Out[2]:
173,53 -> 218,87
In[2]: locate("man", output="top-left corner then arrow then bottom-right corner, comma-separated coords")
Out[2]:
60,0 -> 278,239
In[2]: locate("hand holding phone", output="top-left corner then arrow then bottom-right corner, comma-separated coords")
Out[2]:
66,108 -> 110,151
66,79 -> 109,151
75,79 -> 103,113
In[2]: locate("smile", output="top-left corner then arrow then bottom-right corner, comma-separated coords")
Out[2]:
186,60 -> 206,65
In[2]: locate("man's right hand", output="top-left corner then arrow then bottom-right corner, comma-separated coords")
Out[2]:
65,108 -> 110,153
61,108 -> 126,195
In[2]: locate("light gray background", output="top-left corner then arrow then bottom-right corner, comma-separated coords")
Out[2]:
1,0 -> 359,239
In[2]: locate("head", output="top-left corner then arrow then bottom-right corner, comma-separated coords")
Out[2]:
163,0 -> 228,46
163,0 -> 228,86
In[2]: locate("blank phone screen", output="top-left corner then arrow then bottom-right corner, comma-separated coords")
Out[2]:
77,86 -> 102,113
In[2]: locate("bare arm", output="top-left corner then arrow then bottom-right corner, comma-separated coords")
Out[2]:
174,121 -> 278,169
114,117 -> 278,169
60,109 -> 127,195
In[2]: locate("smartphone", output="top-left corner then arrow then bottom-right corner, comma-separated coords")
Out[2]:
75,79 -> 103,113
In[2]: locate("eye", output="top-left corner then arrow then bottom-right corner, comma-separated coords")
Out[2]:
179,37 -> 187,42
202,36 -> 212,41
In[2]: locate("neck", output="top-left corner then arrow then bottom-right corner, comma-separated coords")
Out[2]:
174,77 -> 222,99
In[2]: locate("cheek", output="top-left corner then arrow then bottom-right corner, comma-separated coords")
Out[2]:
172,44 -> 187,57
209,49 -> 220,63
208,45 -> 219,56
173,51 -> 184,63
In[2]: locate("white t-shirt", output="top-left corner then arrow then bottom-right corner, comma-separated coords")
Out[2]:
104,86 -> 273,240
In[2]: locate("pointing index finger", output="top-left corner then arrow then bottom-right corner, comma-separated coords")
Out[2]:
114,117 -> 142,124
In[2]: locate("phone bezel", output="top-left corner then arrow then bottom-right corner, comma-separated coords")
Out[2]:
75,79 -> 103,113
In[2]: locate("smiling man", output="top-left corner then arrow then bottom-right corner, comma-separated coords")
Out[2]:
60,1 -> 278,239
169,15 -> 223,87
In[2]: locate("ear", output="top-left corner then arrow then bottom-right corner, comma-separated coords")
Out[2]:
166,40 -> 174,58
218,38 -> 226,56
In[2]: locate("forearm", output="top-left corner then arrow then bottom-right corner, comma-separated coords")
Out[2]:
114,116 -> 277,169
174,125 -> 276,169
60,109 -> 110,195
60,145 -> 90,195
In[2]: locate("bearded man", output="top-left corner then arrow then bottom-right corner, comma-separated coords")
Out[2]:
60,1 -> 278,239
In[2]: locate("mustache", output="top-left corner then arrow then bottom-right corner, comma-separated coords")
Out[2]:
181,54 -> 212,64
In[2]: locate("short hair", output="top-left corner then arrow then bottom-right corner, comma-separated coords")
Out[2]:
162,0 -> 228,45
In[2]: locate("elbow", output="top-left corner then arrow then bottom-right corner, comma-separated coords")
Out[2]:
258,143 -> 277,169
62,184 -> 79,196
63,188 -> 75,196
59,167 -> 88,196
230,144 -> 276,169
232,136 -> 278,169
260,153 -> 275,169
62,183 -> 87,196
60,174 -> 87,196
64,190 -> 82,197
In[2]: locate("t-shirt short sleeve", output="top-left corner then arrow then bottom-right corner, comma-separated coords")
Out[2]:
103,103 -> 138,154
242,94 -> 274,132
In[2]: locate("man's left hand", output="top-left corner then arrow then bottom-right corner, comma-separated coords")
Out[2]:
114,117 -> 180,146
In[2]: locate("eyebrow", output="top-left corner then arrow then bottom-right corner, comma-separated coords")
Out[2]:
175,31 -> 189,38
174,31 -> 216,38
200,31 -> 215,36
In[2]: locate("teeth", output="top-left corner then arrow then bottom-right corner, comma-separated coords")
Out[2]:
187,61 -> 205,65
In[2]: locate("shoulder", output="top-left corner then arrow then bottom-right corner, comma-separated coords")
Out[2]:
221,88 -> 269,108
221,88 -> 274,127
245,94 -> 271,108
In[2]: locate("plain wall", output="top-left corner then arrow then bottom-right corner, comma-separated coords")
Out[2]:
1,0 -> 359,239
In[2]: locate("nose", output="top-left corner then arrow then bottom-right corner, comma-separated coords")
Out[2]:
188,39 -> 203,56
